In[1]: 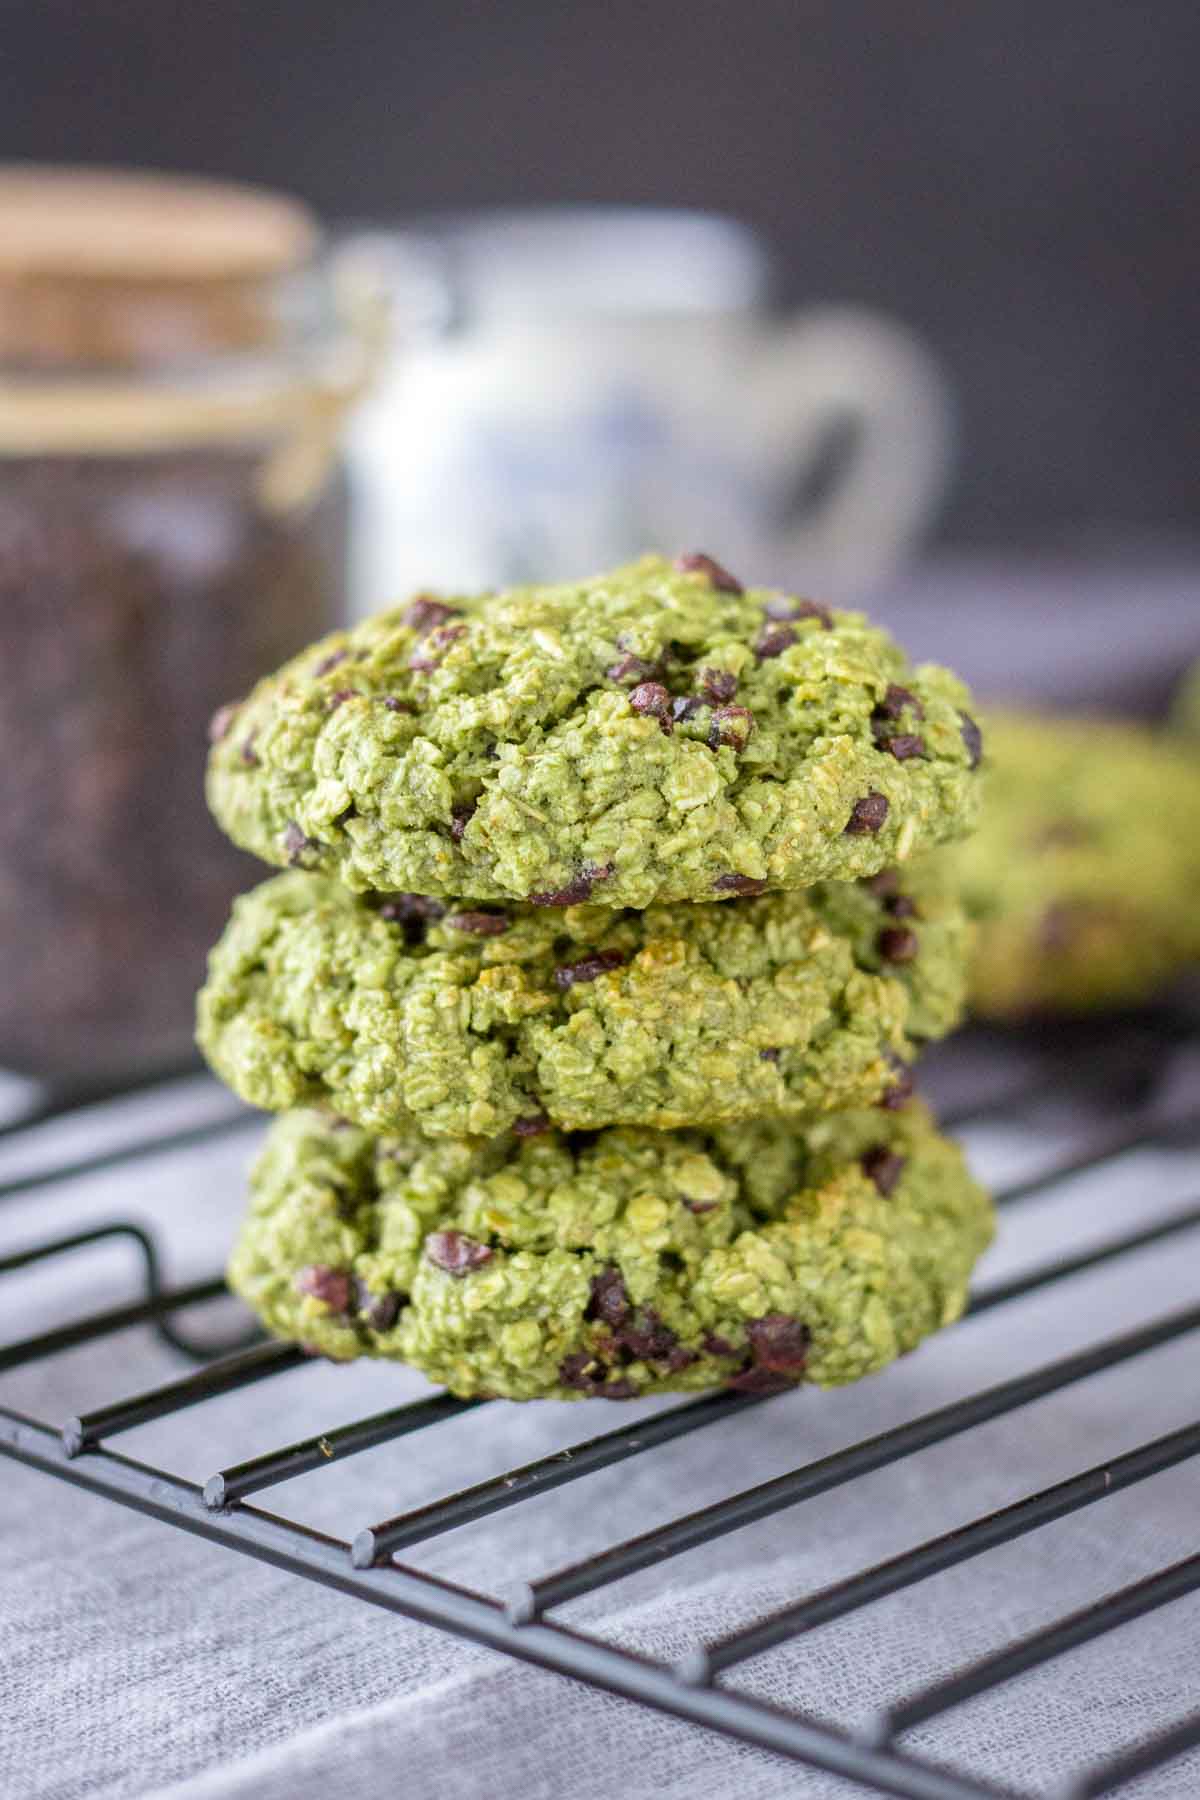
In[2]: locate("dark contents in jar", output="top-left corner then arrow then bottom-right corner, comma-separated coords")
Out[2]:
0,450 -> 345,1085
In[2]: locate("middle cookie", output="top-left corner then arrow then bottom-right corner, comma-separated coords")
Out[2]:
198,865 -> 970,1138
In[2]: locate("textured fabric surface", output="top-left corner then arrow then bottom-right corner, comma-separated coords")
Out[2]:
1,1041 -> 1198,1800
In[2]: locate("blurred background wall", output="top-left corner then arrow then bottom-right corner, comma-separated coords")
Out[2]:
3,0 -> 1197,546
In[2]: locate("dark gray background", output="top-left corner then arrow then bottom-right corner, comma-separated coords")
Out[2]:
5,0 -> 1197,543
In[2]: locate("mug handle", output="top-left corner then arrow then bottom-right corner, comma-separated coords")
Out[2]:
748,307 -> 953,595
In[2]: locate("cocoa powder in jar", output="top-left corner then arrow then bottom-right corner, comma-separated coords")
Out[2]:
0,449 -> 345,1084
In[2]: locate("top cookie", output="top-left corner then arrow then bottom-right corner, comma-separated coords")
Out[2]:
207,554 -> 984,908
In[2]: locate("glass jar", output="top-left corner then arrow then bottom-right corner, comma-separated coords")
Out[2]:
0,169 -> 380,1087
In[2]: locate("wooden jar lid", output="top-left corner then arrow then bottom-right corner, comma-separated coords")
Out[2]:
0,166 -> 320,365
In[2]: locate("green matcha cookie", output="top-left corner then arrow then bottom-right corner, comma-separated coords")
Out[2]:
206,554 -> 983,908
197,862 -> 970,1137
952,711 -> 1200,1018
229,1102 -> 993,1401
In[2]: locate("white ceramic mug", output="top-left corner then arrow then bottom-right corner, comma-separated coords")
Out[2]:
341,208 -> 952,612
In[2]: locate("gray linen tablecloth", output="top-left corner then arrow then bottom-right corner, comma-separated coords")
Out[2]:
1,1039 -> 1198,1800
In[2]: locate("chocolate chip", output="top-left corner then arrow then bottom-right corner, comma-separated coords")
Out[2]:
759,1047 -> 781,1063
282,820 -> 317,866
444,910 -> 510,936
450,803 -> 476,842
673,551 -> 742,593
862,867 -> 901,897
378,893 -> 446,925
746,1314 -> 810,1372
618,1307 -> 679,1362
702,1332 -> 741,1358
597,1378 -> 640,1400
208,702 -> 239,744
725,1365 -> 801,1395
861,1147 -> 907,1196
369,1293 -> 403,1331
874,683 -> 925,721
712,873 -> 767,896
684,1198 -> 719,1215
295,1264 -> 352,1314
528,863 -> 613,906
879,925 -> 919,963
314,648 -> 348,677
586,1266 -> 631,1327
239,733 -> 260,766
554,948 -> 628,989
754,622 -> 798,660
327,688 -> 357,709
1038,904 -> 1078,953
354,1278 -> 403,1332
628,680 -> 674,732
672,695 -> 703,722
512,1112 -> 552,1138
959,712 -> 984,769
886,894 -> 919,919
844,792 -> 889,835
698,666 -> 738,703
424,1230 -> 493,1275
606,649 -> 664,685
408,622 -> 466,673
381,696 -> 414,713
879,732 -> 926,761
402,596 -> 461,633
378,897 -> 438,945
664,1343 -> 700,1372
559,1351 -> 605,1391
763,596 -> 833,629
879,1060 -> 915,1110
708,705 -> 755,750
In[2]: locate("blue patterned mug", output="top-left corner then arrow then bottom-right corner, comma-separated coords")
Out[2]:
343,208 -> 951,611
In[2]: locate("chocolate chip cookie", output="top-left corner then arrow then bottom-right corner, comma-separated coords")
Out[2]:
206,554 -> 984,908
228,1100 -> 994,1400
953,710 -> 1200,1017
197,861 -> 970,1136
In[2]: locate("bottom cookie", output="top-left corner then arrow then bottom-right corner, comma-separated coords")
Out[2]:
228,1103 -> 993,1401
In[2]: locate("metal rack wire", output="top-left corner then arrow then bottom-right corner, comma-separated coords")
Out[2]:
2,1028 -> 1199,1800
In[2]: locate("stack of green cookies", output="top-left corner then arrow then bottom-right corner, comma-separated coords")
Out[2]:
198,553 -> 994,1402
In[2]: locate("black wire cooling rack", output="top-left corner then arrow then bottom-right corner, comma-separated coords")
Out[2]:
2,1020 -> 1200,1800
